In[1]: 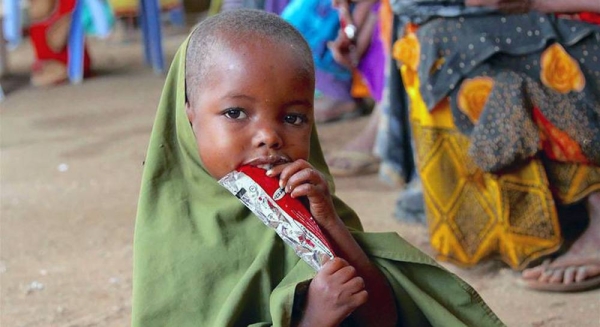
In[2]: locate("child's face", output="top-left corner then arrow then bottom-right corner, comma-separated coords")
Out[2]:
186,35 -> 315,180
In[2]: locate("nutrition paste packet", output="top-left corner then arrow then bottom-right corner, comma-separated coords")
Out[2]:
218,165 -> 335,271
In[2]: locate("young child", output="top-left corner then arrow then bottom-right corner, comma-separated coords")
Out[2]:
131,9 -> 504,327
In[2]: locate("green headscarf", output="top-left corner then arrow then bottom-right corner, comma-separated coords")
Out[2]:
131,34 -> 505,327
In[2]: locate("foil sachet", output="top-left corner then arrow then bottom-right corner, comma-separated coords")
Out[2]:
218,165 -> 335,271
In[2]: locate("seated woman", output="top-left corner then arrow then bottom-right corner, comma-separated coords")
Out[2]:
385,0 -> 600,291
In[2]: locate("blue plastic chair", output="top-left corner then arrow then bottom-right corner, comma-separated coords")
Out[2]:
68,0 -> 166,84
139,0 -> 164,74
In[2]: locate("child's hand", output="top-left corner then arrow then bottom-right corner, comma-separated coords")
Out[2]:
266,160 -> 339,228
328,30 -> 358,69
267,161 -> 399,327
299,257 -> 368,327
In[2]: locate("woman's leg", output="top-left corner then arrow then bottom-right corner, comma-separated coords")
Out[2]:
340,104 -> 380,153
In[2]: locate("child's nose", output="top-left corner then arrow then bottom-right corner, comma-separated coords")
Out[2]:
253,126 -> 283,149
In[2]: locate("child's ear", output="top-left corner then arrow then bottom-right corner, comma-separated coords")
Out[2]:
185,102 -> 195,123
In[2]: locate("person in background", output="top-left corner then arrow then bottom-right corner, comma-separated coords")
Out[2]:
27,0 -> 92,86
209,0 -> 372,125
282,0 -> 371,125
365,0 -> 600,292
322,0 -> 401,178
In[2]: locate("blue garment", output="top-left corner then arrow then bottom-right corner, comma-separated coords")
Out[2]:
375,16 -> 421,222
82,0 -> 115,37
281,0 -> 351,82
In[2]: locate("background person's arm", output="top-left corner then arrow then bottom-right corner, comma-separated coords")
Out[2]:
465,0 -> 600,14
532,0 -> 600,13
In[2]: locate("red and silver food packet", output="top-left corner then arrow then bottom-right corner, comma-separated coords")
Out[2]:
218,165 -> 335,271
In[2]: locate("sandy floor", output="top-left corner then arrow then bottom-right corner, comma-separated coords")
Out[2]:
1,26 -> 599,327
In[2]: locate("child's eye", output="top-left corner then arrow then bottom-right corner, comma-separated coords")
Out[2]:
223,108 -> 247,120
284,114 -> 307,126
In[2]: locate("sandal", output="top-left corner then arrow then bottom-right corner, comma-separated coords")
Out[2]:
326,150 -> 380,177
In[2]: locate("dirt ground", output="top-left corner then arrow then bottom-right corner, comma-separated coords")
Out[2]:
1,26 -> 599,327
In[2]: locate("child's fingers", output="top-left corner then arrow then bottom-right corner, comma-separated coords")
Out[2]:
320,254 -> 332,267
312,258 -> 347,292
285,168 -> 327,194
333,287 -> 368,317
289,184 -> 316,199
349,289 -> 369,308
345,276 -> 366,295
277,160 -> 318,192
265,161 -> 305,189
269,161 -> 328,198
326,261 -> 367,298
327,32 -> 356,69
320,257 -> 349,275
265,162 -> 293,178
333,265 -> 359,284
290,181 -> 334,200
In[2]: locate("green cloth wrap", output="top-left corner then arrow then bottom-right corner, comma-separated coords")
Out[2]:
131,33 -> 505,327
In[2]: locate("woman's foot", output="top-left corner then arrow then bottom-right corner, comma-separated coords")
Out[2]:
326,105 -> 380,177
314,95 -> 369,124
395,177 -> 426,224
520,192 -> 600,292
31,60 -> 68,87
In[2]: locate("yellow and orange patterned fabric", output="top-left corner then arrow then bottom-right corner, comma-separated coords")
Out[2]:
108,0 -> 180,16
393,16 -> 600,269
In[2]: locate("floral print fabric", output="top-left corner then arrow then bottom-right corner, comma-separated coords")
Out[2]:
397,13 -> 600,172
391,14 -> 600,269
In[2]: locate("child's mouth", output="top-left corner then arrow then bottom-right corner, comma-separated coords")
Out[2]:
257,164 -> 274,170
245,155 -> 291,170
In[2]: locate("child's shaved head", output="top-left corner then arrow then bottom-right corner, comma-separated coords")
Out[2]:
185,9 -> 314,106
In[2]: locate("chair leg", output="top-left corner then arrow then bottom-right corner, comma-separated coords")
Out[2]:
139,0 -> 164,74
67,0 -> 85,84
2,0 -> 22,50
0,16 -> 8,77
169,5 -> 185,27
139,2 -> 152,66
